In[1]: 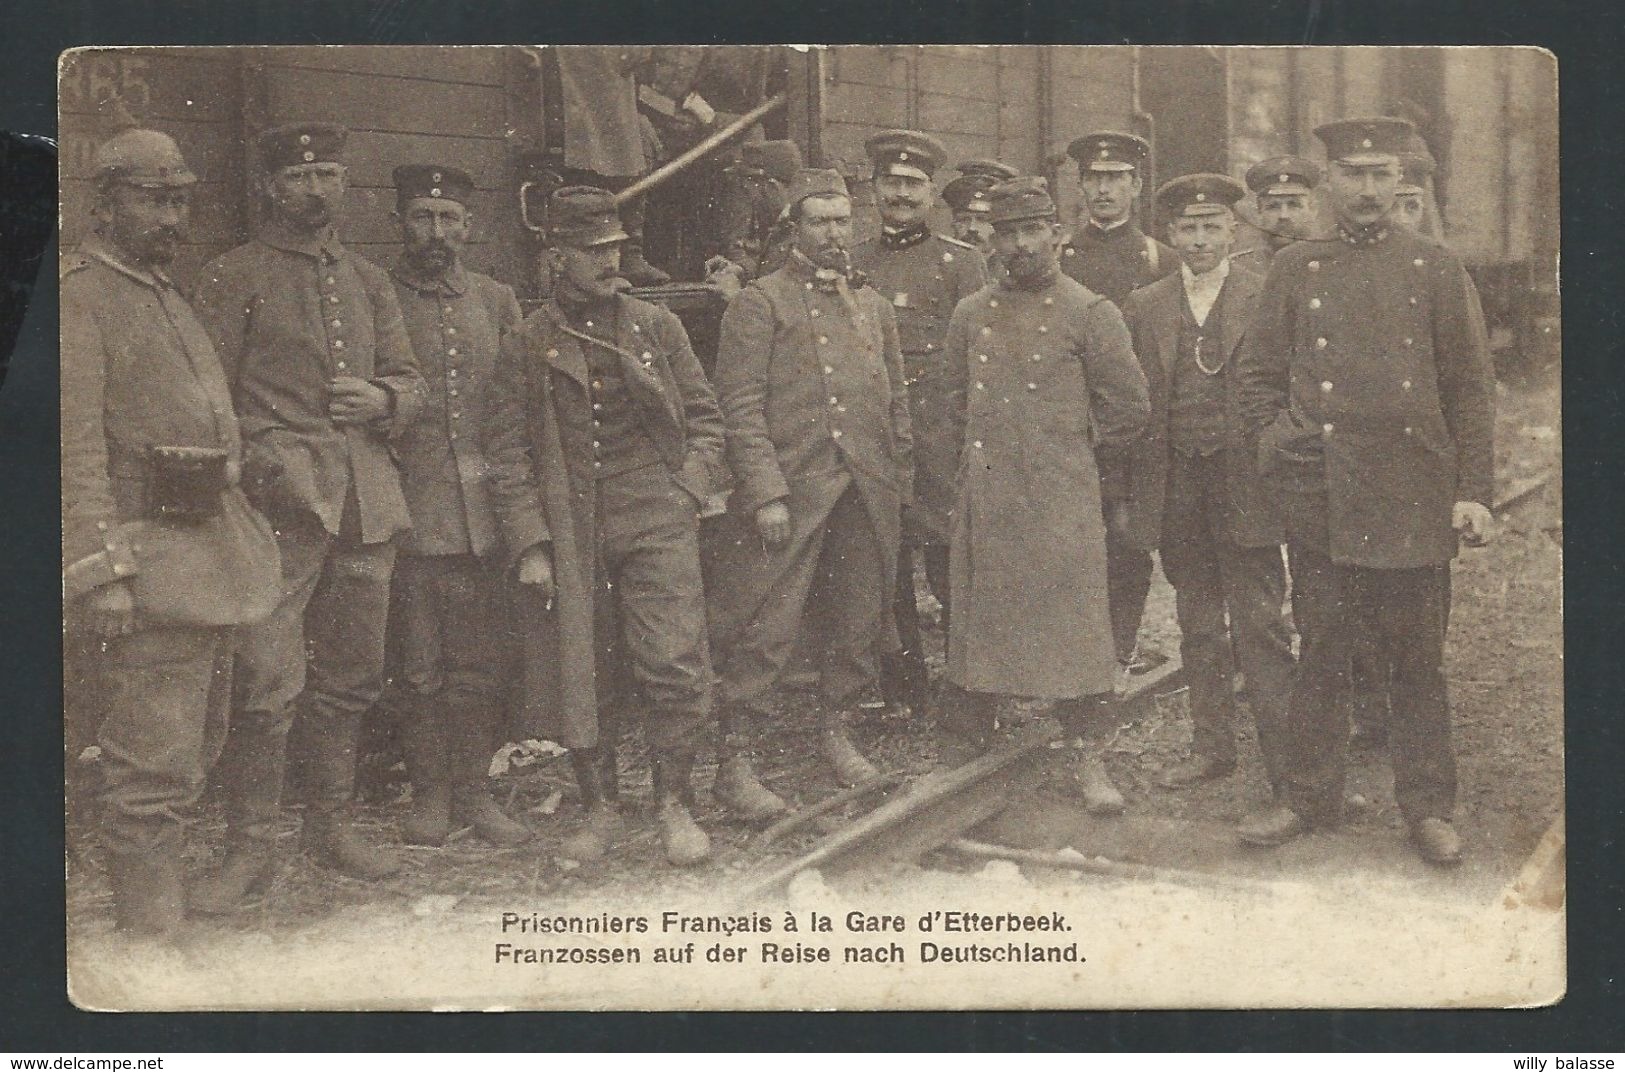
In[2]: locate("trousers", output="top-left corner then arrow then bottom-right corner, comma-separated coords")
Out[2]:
1280,544 -> 1456,825
94,624 -> 232,855
717,473 -> 886,721
1158,450 -> 1295,785
593,464 -> 713,755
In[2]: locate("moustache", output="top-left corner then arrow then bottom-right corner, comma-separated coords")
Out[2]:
884,198 -> 923,209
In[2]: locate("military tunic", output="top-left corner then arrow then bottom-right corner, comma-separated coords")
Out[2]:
62,236 -> 281,857
192,225 -> 426,814
850,229 -> 988,545
709,254 -> 913,718
1059,218 -> 1177,663
484,294 -> 726,752
1234,224 -> 1494,826
388,258 -> 524,753
1060,219 -> 1178,309
945,269 -> 1149,699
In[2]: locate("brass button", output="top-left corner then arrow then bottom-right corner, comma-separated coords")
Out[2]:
1321,381 -> 1333,392
972,440 -> 983,449
1402,379 -> 1413,390
1308,260 -> 1320,271
831,428 -> 842,439
978,354 -> 989,363
333,339 -> 345,350
989,299 -> 999,308
810,309 -> 821,318
1322,422 -> 1334,434
981,327 -> 992,336
448,348 -> 459,356
1309,298 -> 1321,310
446,327 -> 456,336
1027,382 -> 1038,391
336,361 -> 347,371
331,319 -> 342,329
823,365 -> 834,375
1037,326 -> 1047,334
1315,337 -> 1327,349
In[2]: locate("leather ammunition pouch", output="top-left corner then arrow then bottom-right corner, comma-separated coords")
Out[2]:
148,445 -> 230,524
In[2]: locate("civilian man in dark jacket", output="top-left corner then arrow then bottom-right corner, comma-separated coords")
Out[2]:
1118,174 -> 1294,793
1234,117 -> 1495,865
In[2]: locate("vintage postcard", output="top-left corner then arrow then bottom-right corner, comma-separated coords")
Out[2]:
60,44 -> 1562,1011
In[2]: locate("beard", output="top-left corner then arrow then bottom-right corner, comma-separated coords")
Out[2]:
278,195 -> 333,231
127,226 -> 182,267
406,240 -> 456,274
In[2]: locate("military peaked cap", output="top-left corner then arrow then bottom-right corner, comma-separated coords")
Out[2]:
1156,173 -> 1246,219
1314,116 -> 1415,165
393,163 -> 475,207
864,129 -> 948,181
1245,155 -> 1322,196
257,122 -> 348,171
1067,130 -> 1151,173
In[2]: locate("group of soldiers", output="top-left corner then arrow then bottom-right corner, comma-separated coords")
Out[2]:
64,102 -> 1493,946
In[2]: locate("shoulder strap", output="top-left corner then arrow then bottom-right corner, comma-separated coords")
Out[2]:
1143,233 -> 1160,274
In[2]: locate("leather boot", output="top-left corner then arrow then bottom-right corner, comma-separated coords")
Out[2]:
106,846 -> 184,941
557,748 -> 624,862
713,713 -> 789,824
194,714 -> 287,912
400,702 -> 452,846
449,708 -> 529,847
189,837 -> 277,916
653,753 -> 711,867
937,686 -> 995,767
1068,749 -> 1126,817
299,711 -> 400,879
819,712 -> 881,787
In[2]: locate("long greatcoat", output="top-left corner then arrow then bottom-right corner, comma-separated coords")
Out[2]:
1233,227 -> 1494,568
1116,264 -> 1282,551
945,269 -> 1150,699
483,294 -> 726,749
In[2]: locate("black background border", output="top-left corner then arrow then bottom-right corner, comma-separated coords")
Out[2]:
1,0 -> 1618,1051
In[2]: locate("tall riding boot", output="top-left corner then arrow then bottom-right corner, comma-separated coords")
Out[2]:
819,709 -> 881,786
557,747 -> 624,862
192,718 -> 287,914
105,845 -> 184,942
399,700 -> 452,846
652,752 -> 711,867
299,711 -> 401,879
449,706 -> 529,847
713,707 -> 789,824
1055,695 -> 1125,817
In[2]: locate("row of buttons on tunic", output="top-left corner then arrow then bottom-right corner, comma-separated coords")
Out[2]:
322,268 -> 349,372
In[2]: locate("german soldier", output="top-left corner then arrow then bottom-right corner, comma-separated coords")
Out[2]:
941,178 -> 1150,813
1060,131 -> 1178,683
1243,155 -> 1323,267
1234,117 -> 1495,865
384,164 -> 528,847
709,168 -> 913,818
191,122 -> 426,887
851,130 -> 989,716
941,158 -> 1020,256
483,186 -> 724,866
1117,174 -> 1295,791
63,125 -> 280,938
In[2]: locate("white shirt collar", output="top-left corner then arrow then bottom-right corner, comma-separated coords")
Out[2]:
1180,256 -> 1230,327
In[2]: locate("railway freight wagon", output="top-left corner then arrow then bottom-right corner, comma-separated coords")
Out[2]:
60,44 -> 1556,367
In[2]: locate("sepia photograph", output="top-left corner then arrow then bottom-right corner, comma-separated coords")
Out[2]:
57,43 -> 1563,1011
